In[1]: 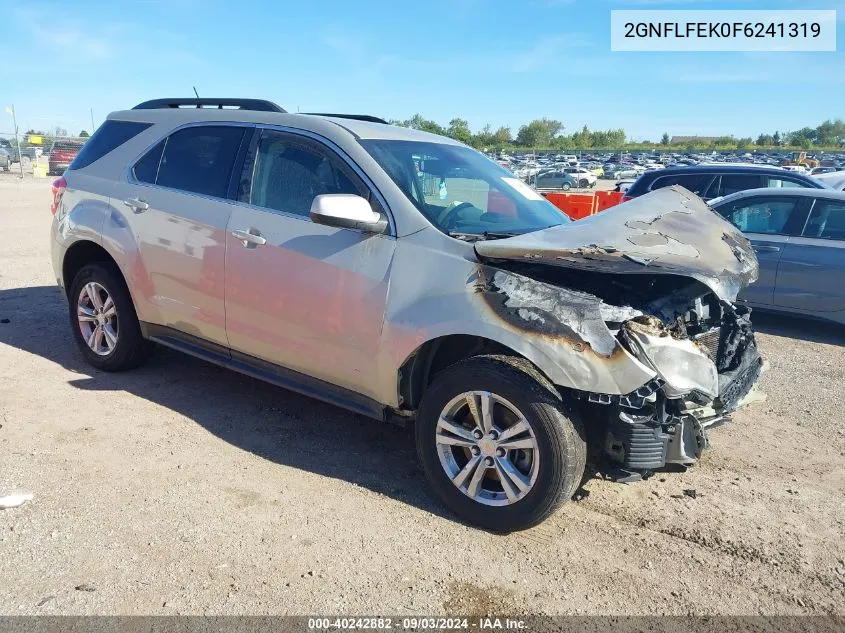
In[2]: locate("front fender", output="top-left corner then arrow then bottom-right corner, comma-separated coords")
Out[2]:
378,261 -> 656,408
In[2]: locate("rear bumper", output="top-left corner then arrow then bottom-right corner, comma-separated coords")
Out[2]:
50,228 -> 65,296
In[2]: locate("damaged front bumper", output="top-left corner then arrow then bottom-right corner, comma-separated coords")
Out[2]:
591,303 -> 763,478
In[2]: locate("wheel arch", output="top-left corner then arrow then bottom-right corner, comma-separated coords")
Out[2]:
62,240 -> 121,298
397,334 -> 560,412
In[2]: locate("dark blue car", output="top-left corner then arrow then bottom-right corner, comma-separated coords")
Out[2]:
625,165 -> 826,201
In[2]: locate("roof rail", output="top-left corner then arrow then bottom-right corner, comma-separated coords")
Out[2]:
303,113 -> 389,124
132,98 -> 286,113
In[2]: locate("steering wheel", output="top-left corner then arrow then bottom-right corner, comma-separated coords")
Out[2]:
436,201 -> 476,229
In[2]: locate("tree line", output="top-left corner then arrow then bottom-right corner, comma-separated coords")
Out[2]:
391,115 -> 845,151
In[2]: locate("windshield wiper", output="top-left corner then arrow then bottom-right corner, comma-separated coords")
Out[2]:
448,230 -> 522,242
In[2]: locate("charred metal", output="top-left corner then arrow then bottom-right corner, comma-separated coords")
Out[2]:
471,187 -> 764,478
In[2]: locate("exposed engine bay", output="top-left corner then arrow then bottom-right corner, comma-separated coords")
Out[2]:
482,263 -> 763,479
472,187 -> 764,479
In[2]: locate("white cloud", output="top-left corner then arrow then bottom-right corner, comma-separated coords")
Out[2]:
505,34 -> 593,72
15,7 -> 117,61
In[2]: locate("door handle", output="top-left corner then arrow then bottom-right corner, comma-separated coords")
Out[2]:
123,198 -> 149,213
752,245 -> 781,253
232,228 -> 267,247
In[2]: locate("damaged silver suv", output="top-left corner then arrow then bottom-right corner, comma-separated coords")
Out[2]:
51,98 -> 763,532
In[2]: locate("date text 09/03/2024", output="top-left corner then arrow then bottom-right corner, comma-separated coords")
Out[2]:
307,617 -> 528,630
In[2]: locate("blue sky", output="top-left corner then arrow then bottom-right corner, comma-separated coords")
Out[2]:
1,0 -> 842,140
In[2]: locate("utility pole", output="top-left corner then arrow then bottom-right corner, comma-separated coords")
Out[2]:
90,108 -> 95,133
5,105 -> 24,179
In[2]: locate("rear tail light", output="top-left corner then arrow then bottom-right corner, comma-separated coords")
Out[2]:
621,195 -> 633,203
50,177 -> 66,215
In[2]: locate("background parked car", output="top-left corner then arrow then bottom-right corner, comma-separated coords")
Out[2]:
624,165 -> 827,201
814,170 -> 845,191
0,148 -> 10,171
0,139 -> 17,164
48,139 -> 84,175
609,166 -> 645,179
614,179 -> 635,193
710,188 -> 845,325
534,171 -> 577,191
562,166 -> 597,188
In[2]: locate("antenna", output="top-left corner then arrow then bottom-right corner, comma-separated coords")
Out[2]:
193,86 -> 200,98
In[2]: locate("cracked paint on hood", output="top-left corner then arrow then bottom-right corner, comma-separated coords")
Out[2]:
474,186 -> 759,302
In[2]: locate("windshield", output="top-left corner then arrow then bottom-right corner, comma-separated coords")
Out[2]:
360,140 -> 568,239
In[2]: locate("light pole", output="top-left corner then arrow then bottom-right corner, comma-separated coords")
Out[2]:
4,105 -> 24,179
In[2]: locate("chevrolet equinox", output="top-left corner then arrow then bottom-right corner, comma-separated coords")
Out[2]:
50,98 -> 763,531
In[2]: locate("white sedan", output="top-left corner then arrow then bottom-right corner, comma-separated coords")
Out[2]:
562,167 -> 598,187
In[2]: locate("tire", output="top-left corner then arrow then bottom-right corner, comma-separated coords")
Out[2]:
561,182 -> 571,191
415,355 -> 586,532
68,262 -> 153,371
579,179 -> 589,188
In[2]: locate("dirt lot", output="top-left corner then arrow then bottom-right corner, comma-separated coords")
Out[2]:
0,175 -> 843,616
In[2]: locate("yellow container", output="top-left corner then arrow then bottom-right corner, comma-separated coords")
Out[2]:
33,161 -> 48,178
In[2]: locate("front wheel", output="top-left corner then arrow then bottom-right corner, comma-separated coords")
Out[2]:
561,182 -> 571,191
415,355 -> 586,532
579,179 -> 589,188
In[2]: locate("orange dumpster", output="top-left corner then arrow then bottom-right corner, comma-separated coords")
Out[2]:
594,190 -> 625,212
544,192 -> 597,220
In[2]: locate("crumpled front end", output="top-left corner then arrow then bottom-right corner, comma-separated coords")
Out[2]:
473,186 -> 765,479
595,301 -> 763,478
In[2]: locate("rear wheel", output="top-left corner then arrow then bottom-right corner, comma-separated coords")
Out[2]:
68,263 -> 153,371
579,178 -> 589,188
415,355 -> 586,532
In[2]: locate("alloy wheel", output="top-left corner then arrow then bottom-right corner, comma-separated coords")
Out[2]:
435,391 -> 540,507
77,282 -> 119,356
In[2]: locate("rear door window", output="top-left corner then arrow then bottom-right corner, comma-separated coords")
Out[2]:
155,126 -> 245,198
718,174 -> 764,196
803,199 -> 845,240
68,120 -> 151,170
649,173 -> 715,196
767,177 -> 810,189
716,197 -> 802,235
133,140 -> 165,184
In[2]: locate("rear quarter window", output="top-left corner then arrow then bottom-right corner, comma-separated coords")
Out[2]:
68,120 -> 151,170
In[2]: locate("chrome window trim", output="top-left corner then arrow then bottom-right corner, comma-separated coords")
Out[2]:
801,197 -> 845,242
124,120 -> 396,238
800,198 -> 817,237
125,121 -> 256,203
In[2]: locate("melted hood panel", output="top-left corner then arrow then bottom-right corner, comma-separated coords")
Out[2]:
474,186 -> 759,302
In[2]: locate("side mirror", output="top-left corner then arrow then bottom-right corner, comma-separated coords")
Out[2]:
309,194 -> 388,234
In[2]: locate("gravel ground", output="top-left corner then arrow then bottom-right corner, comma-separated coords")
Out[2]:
0,176 -> 843,616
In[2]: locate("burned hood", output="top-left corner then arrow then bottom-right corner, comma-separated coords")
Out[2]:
474,186 -> 758,302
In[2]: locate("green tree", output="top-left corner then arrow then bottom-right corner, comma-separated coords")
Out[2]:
393,114 -> 445,136
515,118 -> 563,148
788,127 -> 816,148
772,131 -> 782,146
755,134 -> 773,146
660,133 -> 670,146
79,130 -> 90,138
491,126 -> 512,147
472,123 -> 493,148
447,118 -> 472,144
815,119 -> 845,146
